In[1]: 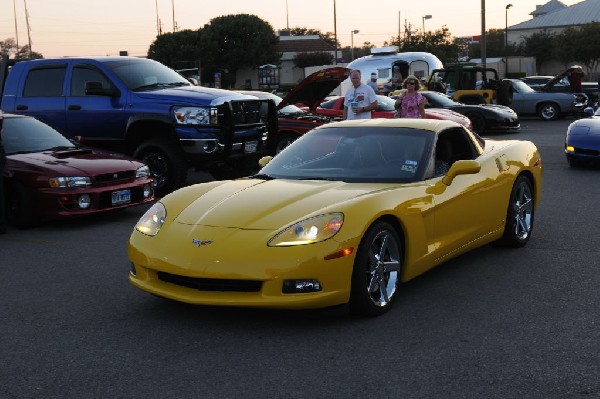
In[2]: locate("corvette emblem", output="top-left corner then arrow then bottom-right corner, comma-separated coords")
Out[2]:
192,239 -> 213,247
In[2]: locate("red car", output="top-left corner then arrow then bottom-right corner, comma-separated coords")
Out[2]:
316,95 -> 473,129
238,67 -> 350,154
2,113 -> 154,228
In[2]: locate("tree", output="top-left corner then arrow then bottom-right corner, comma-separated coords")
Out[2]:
198,14 -> 280,88
519,30 -> 555,73
467,29 -> 507,58
0,38 -> 43,59
147,30 -> 202,69
393,27 -> 463,64
554,23 -> 600,76
290,27 -> 338,49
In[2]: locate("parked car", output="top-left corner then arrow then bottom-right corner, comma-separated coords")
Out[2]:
564,107 -> 600,167
2,113 -> 154,228
508,79 -> 587,121
522,66 -> 598,109
128,118 -> 542,317
236,67 -> 349,154
316,95 -> 473,128
392,90 -> 520,134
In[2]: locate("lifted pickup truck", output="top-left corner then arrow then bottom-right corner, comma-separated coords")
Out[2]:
426,64 -> 513,106
0,56 -> 277,195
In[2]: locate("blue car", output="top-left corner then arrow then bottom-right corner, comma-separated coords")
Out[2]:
565,108 -> 600,167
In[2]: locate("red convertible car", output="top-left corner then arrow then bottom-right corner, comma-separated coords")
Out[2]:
2,113 -> 154,228
316,95 -> 473,129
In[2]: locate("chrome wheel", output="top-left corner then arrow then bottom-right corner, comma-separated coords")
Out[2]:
350,221 -> 402,316
539,103 -> 559,121
499,175 -> 535,247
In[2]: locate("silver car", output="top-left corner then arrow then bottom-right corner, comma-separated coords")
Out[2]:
509,79 -> 587,121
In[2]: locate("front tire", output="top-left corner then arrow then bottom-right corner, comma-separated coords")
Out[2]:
497,175 -> 535,247
538,102 -> 560,121
350,221 -> 403,316
134,138 -> 189,197
467,113 -> 486,133
7,182 -> 38,228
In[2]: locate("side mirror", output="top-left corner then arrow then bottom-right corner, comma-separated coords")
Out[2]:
258,156 -> 273,168
85,81 -> 120,97
442,160 -> 481,186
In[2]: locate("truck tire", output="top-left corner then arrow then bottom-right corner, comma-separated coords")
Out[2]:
496,79 -> 514,106
134,138 -> 188,197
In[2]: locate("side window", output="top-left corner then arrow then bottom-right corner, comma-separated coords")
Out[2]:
23,66 -> 67,97
70,66 -> 111,96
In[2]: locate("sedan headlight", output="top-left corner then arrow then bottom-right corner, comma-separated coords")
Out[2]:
135,202 -> 166,236
173,106 -> 217,125
48,176 -> 91,188
136,165 -> 150,178
268,213 -> 344,247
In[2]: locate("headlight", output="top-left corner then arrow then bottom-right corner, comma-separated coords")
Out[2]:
135,202 -> 166,236
268,213 -> 344,247
49,176 -> 91,188
136,165 -> 150,178
173,106 -> 217,125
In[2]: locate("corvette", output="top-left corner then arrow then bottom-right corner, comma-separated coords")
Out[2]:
128,119 -> 542,316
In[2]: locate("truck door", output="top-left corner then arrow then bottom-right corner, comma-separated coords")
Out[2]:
65,64 -> 128,148
14,64 -> 67,131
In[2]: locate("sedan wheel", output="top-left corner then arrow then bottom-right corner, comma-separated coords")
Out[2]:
538,102 -> 559,121
350,221 -> 402,316
498,175 -> 534,247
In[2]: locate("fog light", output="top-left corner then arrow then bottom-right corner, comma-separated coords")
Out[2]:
78,194 -> 91,209
202,141 -> 218,153
143,183 -> 153,198
282,279 -> 322,293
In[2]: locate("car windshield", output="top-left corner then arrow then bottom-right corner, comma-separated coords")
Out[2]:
511,80 -> 536,94
259,125 -> 434,183
424,92 -> 459,106
3,117 -> 76,154
103,59 -> 191,91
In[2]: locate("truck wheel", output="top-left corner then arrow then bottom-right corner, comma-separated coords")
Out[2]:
496,80 -> 514,106
7,182 -> 38,229
134,139 -> 188,197
537,102 -> 560,121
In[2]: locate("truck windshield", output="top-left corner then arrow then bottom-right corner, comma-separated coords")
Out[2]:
103,59 -> 191,91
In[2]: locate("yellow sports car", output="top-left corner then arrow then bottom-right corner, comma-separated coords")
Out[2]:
128,119 -> 542,316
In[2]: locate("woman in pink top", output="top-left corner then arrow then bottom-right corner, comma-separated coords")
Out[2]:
394,75 -> 426,119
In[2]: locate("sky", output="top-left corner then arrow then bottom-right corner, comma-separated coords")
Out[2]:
0,0 -> 583,58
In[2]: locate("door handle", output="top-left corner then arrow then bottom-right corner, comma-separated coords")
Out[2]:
16,105 -> 28,110
68,105 -> 82,110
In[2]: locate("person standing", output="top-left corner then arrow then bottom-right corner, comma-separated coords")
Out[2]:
343,70 -> 378,120
568,66 -> 585,93
0,111 -> 7,234
394,75 -> 426,119
367,72 -> 379,93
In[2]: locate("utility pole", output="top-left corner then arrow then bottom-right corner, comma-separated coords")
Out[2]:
481,0 -> 486,71
24,0 -> 32,56
333,0 -> 337,65
13,0 -> 19,52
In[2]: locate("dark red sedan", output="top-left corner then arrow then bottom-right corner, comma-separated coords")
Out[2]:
2,113 -> 154,228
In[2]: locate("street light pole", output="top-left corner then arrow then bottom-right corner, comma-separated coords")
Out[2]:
422,15 -> 432,33
351,30 -> 359,61
333,0 -> 337,65
505,4 -> 513,76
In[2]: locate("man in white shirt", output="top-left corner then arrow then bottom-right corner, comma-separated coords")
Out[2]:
343,70 -> 378,120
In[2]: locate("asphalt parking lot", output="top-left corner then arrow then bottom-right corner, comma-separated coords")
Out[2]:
1,117 -> 598,398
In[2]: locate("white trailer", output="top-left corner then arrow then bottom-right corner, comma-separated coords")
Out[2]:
342,47 -> 443,95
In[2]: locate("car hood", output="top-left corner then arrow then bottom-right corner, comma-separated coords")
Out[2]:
539,66 -> 594,91
9,149 -> 140,175
279,67 -> 350,111
171,178 -> 396,230
134,86 -> 258,106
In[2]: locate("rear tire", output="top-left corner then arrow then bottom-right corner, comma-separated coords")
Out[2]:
134,138 -> 188,197
497,175 -> 535,247
350,221 -> 403,317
